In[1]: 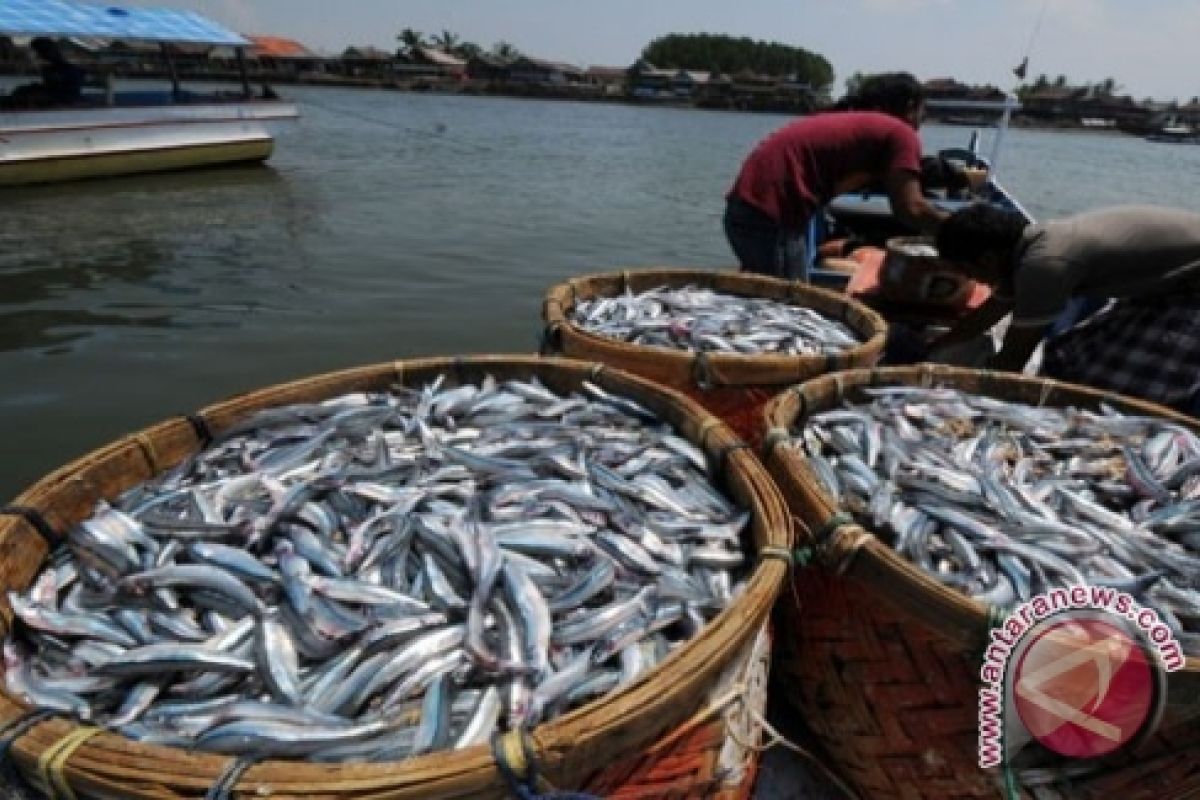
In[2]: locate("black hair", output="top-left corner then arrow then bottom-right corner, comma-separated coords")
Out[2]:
936,203 -> 1029,264
844,72 -> 925,119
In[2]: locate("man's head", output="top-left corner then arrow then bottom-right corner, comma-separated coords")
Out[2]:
848,72 -> 926,128
936,203 -> 1029,285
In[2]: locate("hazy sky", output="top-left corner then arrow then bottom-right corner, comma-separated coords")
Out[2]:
126,0 -> 1198,101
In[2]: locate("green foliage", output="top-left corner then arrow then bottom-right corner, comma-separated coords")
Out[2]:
492,41 -> 521,60
397,28 -> 424,53
640,33 -> 834,91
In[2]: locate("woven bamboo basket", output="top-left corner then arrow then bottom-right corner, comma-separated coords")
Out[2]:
760,364 -> 1200,800
0,355 -> 791,800
584,624 -> 773,799
541,268 -> 887,447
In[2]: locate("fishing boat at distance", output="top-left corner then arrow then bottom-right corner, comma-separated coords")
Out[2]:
0,0 -> 298,186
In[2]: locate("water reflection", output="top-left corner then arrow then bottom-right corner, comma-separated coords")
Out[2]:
0,239 -> 165,305
0,308 -> 171,352
0,162 -> 286,204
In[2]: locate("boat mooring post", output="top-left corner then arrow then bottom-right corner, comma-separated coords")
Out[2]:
161,44 -> 181,99
236,48 -> 252,99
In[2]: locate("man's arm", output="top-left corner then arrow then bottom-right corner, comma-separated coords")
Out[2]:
885,169 -> 949,236
927,295 -> 1012,351
988,323 -> 1046,373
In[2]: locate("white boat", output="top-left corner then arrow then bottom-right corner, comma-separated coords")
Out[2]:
1146,119 -> 1200,145
0,0 -> 298,186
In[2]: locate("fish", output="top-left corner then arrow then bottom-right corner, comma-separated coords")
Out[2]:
571,285 -> 862,356
794,385 -> 1200,654
6,374 -> 750,762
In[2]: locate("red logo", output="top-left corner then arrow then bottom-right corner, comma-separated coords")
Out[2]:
1013,617 -> 1158,759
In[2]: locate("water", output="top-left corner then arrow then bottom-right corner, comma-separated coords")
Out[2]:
5,85 -> 1200,500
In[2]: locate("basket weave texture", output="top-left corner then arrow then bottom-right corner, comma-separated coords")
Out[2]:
542,268 -> 888,448
0,355 -> 791,800
760,364 -> 1200,800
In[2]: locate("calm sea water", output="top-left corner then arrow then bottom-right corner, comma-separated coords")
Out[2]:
5,84 -> 1200,499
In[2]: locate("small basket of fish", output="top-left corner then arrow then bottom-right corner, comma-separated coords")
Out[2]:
0,355 -> 791,799
542,268 -> 887,446
760,364 -> 1200,799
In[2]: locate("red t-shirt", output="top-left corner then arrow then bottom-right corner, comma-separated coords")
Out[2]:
727,111 -> 923,231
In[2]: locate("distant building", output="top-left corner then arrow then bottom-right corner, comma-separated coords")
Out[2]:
627,60 -> 674,98
241,35 -> 322,76
406,46 -> 467,78
467,54 -> 512,82
671,69 -> 710,98
584,66 -> 627,90
340,45 -> 394,78
507,56 -> 584,85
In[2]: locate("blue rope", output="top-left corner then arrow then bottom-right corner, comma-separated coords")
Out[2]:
491,730 -> 603,800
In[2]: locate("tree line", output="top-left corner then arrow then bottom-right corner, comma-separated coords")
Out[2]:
395,28 -> 835,90
641,34 -> 834,92
396,27 -> 521,61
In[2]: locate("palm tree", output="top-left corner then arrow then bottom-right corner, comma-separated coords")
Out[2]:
397,28 -> 424,56
431,30 -> 459,53
492,41 -> 520,60
456,42 -> 483,60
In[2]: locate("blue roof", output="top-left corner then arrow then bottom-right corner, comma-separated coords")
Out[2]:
0,0 -> 249,46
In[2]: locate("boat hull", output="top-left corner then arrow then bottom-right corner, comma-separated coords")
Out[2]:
0,100 -> 297,186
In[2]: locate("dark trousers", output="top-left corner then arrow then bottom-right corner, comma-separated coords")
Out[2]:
723,197 -> 809,281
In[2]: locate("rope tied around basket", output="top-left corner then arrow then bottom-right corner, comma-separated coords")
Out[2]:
184,412 -> 215,447
37,725 -> 101,800
491,729 -> 602,800
692,351 -> 715,391
760,426 -> 793,459
539,320 -> 565,356
802,511 -> 870,575
698,680 -> 862,800
206,754 -> 264,800
0,505 -> 62,548
132,432 -> 161,475
0,708 -> 61,800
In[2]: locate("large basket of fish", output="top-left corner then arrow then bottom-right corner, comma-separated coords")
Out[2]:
0,355 -> 791,799
541,268 -> 887,446
760,364 -> 1200,799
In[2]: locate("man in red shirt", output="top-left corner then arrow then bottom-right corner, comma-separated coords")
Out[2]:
724,72 -> 948,280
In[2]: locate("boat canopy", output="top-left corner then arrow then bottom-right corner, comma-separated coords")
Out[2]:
0,0 -> 249,46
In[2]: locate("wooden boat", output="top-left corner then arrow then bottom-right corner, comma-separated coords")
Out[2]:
0,0 -> 298,186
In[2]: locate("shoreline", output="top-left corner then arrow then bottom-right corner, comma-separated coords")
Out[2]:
0,67 -> 1159,136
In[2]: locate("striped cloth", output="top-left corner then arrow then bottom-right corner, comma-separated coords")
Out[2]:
1040,294 -> 1200,414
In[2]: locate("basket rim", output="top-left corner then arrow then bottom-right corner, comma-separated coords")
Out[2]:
761,363 -> 1200,675
543,267 -> 888,371
0,353 -> 791,796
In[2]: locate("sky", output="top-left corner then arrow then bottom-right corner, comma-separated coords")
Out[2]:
123,0 -> 1200,102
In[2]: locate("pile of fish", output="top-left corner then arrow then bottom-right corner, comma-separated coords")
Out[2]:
792,386 -> 1200,655
4,375 -> 750,762
570,285 -> 862,356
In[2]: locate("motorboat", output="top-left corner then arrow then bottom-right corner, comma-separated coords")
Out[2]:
803,95 -> 1039,364
0,0 -> 298,186
1146,120 -> 1200,145
807,95 -> 1032,291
